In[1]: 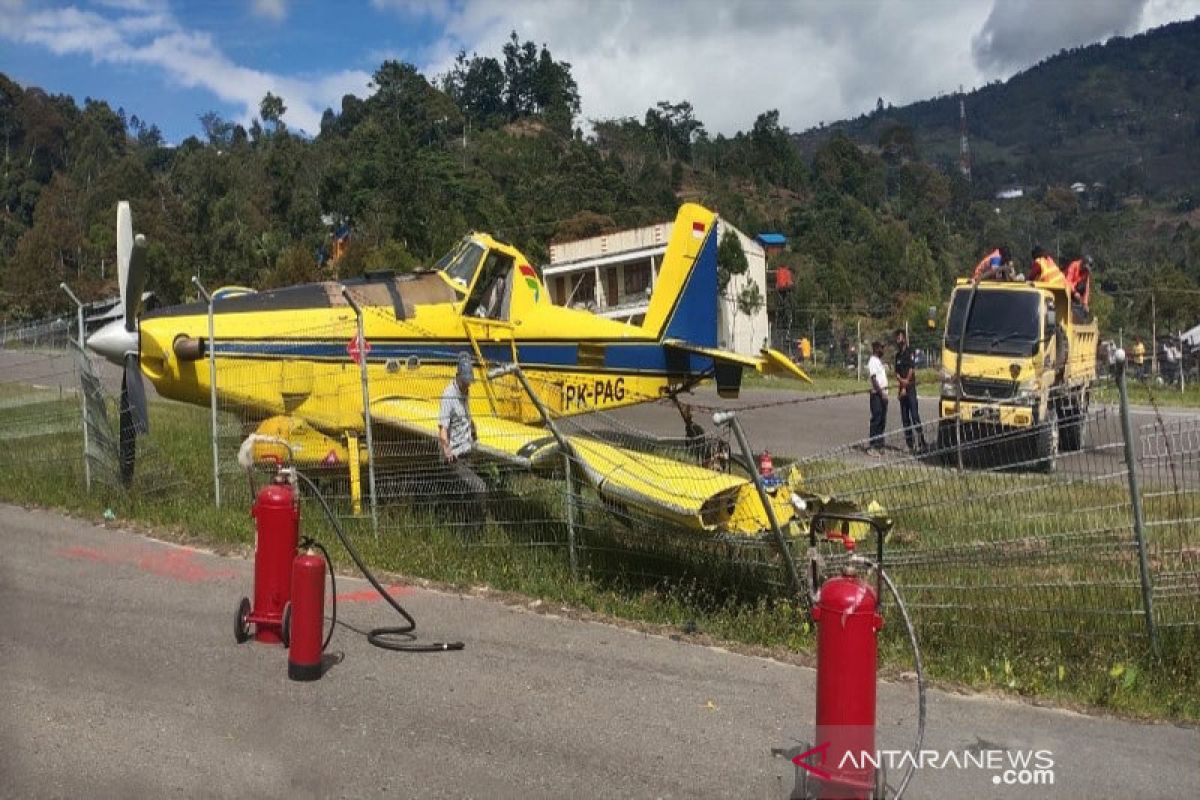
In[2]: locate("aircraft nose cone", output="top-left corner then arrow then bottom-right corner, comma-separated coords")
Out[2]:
87,320 -> 139,365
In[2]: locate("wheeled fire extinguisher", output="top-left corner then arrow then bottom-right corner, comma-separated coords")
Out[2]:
234,471 -> 300,645
792,510 -> 925,800
234,463 -> 463,681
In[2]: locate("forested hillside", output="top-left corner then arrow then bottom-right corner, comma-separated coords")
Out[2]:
2,25 -> 1199,336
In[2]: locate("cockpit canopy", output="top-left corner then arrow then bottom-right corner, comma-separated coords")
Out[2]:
435,238 -> 487,292
434,236 -> 517,320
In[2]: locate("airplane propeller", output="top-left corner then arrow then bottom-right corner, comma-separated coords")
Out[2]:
88,201 -> 149,486
118,202 -> 150,486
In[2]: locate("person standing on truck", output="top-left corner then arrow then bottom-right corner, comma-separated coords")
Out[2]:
894,328 -> 928,453
973,246 -> 1013,282
1028,246 -> 1068,289
867,340 -> 889,456
1064,255 -> 1093,319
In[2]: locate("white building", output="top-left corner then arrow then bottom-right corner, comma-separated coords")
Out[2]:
544,217 -> 769,356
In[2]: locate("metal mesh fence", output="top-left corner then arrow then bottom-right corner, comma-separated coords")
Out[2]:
3,301 -> 1198,672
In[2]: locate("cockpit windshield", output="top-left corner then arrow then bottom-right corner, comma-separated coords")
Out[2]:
435,239 -> 486,291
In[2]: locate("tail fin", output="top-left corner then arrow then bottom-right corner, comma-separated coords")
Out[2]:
641,203 -> 719,347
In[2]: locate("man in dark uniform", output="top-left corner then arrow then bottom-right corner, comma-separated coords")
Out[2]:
894,329 -> 928,453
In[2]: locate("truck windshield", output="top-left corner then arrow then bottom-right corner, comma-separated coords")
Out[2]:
945,289 -> 1042,356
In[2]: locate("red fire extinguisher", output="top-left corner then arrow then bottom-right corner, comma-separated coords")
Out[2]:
811,566 -> 883,798
758,449 -> 774,477
285,548 -> 327,681
234,473 -> 299,645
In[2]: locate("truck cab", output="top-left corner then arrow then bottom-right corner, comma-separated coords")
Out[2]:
938,278 -> 1098,469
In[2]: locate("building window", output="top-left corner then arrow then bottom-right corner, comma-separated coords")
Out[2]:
569,272 -> 595,307
552,276 -> 567,306
623,260 -> 651,300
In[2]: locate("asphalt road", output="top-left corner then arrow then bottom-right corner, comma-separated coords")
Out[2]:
2,504 -> 1197,799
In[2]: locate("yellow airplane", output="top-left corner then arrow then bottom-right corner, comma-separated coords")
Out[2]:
88,202 -> 813,537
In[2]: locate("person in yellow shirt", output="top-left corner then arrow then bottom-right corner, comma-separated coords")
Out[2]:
1133,336 -> 1147,381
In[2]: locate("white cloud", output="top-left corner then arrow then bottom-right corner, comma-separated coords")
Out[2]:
0,2 -> 369,136
251,0 -> 287,23
399,0 -> 1200,135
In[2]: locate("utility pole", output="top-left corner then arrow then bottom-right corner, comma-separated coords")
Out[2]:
1151,292 -> 1157,379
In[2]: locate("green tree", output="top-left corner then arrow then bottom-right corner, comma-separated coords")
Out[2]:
259,92 -> 287,135
717,227 -> 748,294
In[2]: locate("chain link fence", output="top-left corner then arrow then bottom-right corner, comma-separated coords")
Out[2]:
3,299 -> 1197,674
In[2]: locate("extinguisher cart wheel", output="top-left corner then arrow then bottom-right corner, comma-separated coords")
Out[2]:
281,602 -> 292,648
234,596 -> 251,644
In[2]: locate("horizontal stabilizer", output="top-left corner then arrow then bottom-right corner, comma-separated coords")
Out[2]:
664,340 -> 812,383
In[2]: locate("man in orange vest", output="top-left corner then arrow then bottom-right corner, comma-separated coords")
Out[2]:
1064,255 -> 1092,309
973,246 -> 1012,282
1028,246 -> 1068,289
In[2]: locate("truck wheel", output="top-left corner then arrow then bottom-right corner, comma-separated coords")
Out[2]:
936,420 -> 958,464
1034,406 -> 1059,473
1058,392 -> 1089,452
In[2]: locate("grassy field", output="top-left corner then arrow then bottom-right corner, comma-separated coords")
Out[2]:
0,382 -> 1197,722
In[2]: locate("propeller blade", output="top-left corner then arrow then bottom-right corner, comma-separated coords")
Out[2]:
116,201 -> 148,332
116,200 -> 132,301
119,352 -> 149,487
124,234 -> 148,332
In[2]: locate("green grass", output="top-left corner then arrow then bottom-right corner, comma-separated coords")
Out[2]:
1,389 -> 1197,722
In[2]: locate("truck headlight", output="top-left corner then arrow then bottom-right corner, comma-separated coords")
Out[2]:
940,369 -> 957,395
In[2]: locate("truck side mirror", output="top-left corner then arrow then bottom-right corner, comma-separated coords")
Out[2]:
1046,309 -> 1057,330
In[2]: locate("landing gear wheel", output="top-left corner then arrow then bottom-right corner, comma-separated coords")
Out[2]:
281,602 -> 292,648
234,596 -> 251,644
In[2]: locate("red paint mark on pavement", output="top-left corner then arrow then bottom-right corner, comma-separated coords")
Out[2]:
58,544 -> 236,583
137,549 -> 237,583
58,545 -> 121,564
336,584 -> 412,603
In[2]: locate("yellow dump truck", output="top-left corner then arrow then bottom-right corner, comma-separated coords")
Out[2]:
938,277 -> 1099,470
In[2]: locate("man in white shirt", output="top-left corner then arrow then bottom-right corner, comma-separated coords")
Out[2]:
867,340 -> 888,455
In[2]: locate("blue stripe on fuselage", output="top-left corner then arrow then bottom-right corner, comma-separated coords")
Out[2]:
209,340 -> 715,375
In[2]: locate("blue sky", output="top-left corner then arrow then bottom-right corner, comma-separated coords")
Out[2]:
2,0 -> 1198,143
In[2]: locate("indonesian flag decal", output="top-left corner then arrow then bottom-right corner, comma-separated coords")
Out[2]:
518,263 -> 540,302
691,220 -> 706,239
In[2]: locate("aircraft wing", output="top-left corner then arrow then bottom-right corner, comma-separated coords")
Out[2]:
372,397 -> 559,469
369,396 -> 797,536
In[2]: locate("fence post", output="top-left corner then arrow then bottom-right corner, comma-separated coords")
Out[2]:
488,364 -> 580,577
855,319 -> 862,382
716,410 -> 806,603
59,283 -> 90,492
563,452 -> 579,580
1115,351 -> 1160,655
341,287 -> 379,537
192,277 -> 221,508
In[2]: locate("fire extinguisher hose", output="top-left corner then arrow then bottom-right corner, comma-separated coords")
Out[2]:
295,470 -> 465,654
